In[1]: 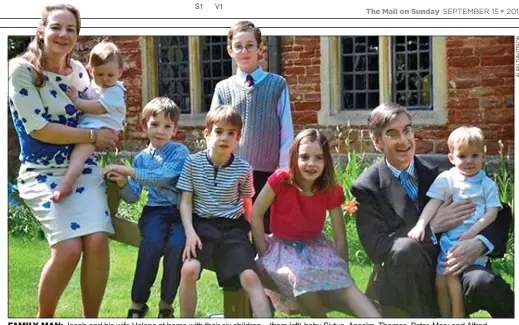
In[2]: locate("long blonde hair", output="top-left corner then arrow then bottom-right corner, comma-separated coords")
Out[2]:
20,4 -> 81,87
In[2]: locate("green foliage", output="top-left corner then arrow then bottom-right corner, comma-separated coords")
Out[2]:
328,126 -> 373,265
117,189 -> 148,222
492,140 -> 514,266
8,36 -> 31,60
8,205 -> 44,239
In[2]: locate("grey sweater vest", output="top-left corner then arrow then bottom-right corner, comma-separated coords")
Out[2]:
215,73 -> 286,172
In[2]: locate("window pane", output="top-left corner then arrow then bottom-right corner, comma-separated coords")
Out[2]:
368,74 -> 379,90
368,92 -> 379,108
343,56 -> 354,72
407,72 -> 418,91
391,36 -> 433,110
355,37 -> 367,53
420,72 -> 432,106
368,55 -> 378,71
396,92 -> 407,107
355,93 -> 367,109
157,36 -> 191,113
343,75 -> 354,91
344,92 -> 354,110
340,36 -> 379,110
355,75 -> 366,90
409,92 -> 419,106
407,36 -> 418,51
201,36 -> 232,113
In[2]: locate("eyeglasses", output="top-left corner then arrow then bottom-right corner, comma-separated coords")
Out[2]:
384,127 -> 415,141
231,43 -> 258,53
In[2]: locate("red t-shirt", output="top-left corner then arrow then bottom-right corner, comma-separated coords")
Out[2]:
267,169 -> 345,240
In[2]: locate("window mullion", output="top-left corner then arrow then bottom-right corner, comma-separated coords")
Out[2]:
189,36 -> 202,115
379,36 -> 391,104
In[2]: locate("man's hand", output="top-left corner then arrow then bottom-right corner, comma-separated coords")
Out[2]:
442,237 -> 485,276
430,195 -> 475,233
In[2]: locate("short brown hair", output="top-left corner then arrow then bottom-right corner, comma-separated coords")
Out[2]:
88,41 -> 123,70
448,126 -> 485,153
227,21 -> 262,47
368,102 -> 412,139
287,128 -> 337,192
141,97 -> 181,125
205,105 -> 243,133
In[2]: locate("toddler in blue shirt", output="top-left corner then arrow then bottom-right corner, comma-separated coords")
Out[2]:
103,97 -> 190,318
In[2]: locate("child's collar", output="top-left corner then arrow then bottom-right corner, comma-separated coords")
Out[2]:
236,65 -> 263,80
147,141 -> 171,155
205,150 -> 234,168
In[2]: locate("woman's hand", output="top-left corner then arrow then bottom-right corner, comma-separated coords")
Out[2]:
94,128 -> 119,151
66,86 -> 78,102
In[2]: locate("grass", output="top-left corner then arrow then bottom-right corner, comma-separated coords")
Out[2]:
8,234 -> 512,318
8,236 -> 371,318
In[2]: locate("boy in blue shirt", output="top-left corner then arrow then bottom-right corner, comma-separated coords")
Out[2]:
103,97 -> 190,318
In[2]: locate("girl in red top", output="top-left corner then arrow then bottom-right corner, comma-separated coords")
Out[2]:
251,128 -> 380,318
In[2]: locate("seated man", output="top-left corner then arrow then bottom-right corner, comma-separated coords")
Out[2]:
351,102 -> 514,318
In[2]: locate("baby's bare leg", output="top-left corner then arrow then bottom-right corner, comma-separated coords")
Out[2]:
446,274 -> 465,317
436,274 -> 451,317
51,143 -> 96,202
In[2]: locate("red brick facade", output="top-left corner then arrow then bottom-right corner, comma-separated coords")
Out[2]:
8,36 -> 514,164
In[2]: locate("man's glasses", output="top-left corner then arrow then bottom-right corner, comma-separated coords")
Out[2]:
231,43 -> 258,53
385,127 -> 415,141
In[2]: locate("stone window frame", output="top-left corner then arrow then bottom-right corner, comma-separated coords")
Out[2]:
140,36 -> 236,127
318,36 -> 448,126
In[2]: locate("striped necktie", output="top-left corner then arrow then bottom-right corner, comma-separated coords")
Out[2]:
399,170 -> 418,203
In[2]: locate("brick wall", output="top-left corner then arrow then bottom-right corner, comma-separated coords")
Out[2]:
7,36 -> 514,164
443,36 -> 514,155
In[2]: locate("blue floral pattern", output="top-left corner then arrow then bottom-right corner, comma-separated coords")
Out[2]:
8,58 -> 114,246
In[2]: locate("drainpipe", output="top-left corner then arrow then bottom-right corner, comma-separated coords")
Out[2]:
267,36 -> 281,74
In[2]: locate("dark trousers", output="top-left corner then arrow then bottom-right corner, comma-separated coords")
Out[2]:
253,170 -> 273,234
367,237 -> 514,318
131,205 -> 186,305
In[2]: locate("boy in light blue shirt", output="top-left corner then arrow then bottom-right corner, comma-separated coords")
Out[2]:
103,97 -> 190,318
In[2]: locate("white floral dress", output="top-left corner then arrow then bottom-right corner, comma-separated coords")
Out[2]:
8,58 -> 114,246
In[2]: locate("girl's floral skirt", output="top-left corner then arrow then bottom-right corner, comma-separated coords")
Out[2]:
261,233 -> 355,314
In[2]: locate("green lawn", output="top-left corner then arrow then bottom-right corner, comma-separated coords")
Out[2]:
8,236 -> 367,318
8,235 -> 512,318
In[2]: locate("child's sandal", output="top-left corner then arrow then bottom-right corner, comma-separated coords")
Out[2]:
158,308 -> 174,318
127,304 -> 149,318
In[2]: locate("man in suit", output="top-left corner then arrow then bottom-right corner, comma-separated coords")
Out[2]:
351,102 -> 514,317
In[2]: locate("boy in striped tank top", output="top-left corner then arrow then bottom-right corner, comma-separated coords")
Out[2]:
176,105 -> 271,317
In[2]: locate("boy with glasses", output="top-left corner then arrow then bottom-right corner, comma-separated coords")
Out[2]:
210,21 -> 294,234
